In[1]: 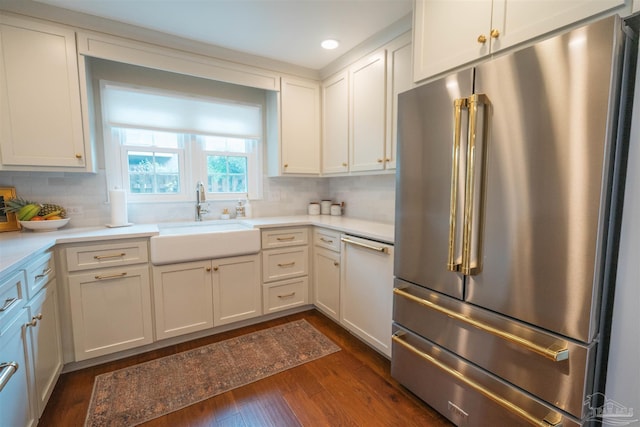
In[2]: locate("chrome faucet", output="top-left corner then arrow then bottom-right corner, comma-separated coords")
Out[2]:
195,181 -> 208,221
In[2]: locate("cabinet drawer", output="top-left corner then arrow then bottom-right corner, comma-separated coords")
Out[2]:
0,269 -> 27,335
261,227 -> 309,249
66,239 -> 149,272
314,228 -> 341,252
263,277 -> 309,314
26,250 -> 55,299
262,247 -> 308,282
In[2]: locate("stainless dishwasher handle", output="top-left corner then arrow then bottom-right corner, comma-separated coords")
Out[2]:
393,288 -> 569,362
392,333 -> 563,427
341,237 -> 389,254
0,362 -> 19,393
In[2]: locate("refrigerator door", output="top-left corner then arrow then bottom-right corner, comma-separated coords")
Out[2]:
468,16 -> 622,342
394,69 -> 473,300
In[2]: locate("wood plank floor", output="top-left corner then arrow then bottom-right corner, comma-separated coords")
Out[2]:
38,309 -> 453,427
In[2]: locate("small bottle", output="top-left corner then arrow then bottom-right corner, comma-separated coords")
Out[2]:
235,200 -> 245,218
244,195 -> 252,218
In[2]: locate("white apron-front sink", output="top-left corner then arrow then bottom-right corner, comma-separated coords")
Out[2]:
150,221 -> 260,265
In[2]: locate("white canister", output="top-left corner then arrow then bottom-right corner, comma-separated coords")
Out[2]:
320,200 -> 332,215
330,204 -> 342,216
308,203 -> 320,215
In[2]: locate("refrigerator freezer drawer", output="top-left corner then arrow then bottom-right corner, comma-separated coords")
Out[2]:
393,280 -> 595,419
391,325 -> 580,427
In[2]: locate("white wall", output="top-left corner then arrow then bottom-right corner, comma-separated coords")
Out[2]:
0,171 -> 395,227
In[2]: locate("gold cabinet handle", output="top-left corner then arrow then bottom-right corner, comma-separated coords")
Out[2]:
35,267 -> 52,279
477,34 -> 487,44
277,261 -> 296,268
320,237 -> 333,243
392,333 -> 563,426
276,236 -> 295,241
490,28 -> 500,39
94,272 -> 127,280
333,261 -> 340,267
213,266 -> 219,271
277,292 -> 296,299
206,267 -> 211,272
342,162 -> 348,167
75,153 -> 83,159
393,288 -> 569,361
283,164 -> 289,168
94,253 -> 126,260
0,362 -> 19,393
377,158 -> 384,163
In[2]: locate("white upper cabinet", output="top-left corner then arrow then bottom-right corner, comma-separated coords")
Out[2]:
413,0 -> 628,82
350,49 -> 387,172
0,14 -> 90,170
321,32 -> 412,175
274,77 -> 321,175
322,71 -> 349,174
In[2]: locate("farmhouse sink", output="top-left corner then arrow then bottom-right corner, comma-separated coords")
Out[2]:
150,221 -> 260,265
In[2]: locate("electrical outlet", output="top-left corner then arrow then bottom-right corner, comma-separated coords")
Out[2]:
66,206 -> 84,215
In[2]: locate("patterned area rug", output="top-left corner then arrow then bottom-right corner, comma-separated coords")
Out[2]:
85,319 -> 340,426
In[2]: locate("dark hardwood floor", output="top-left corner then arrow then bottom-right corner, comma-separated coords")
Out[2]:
38,309 -> 453,427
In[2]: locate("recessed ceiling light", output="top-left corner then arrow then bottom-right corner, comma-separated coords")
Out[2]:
321,39 -> 340,50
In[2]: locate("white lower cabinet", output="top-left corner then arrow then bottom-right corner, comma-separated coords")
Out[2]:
153,254 -> 262,338
341,235 -> 394,357
153,260 -> 214,340
25,280 -> 63,417
212,255 -> 261,327
313,228 -> 342,321
261,227 -> 310,313
68,264 -> 153,361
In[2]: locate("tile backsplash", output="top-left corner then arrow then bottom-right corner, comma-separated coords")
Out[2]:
0,171 -> 395,227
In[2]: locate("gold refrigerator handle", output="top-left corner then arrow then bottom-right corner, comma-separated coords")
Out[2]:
461,94 -> 489,276
393,288 -> 569,362
448,98 -> 466,272
392,333 -> 564,427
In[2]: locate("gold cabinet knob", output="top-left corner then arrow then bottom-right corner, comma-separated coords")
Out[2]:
75,153 -> 83,159
206,267 -> 211,272
477,34 -> 487,44
342,162 -> 347,167
377,159 -> 383,163
213,266 -> 219,271
490,29 -> 500,39
334,261 -> 339,267
283,164 -> 289,168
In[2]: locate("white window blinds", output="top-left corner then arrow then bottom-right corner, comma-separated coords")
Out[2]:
102,84 -> 262,139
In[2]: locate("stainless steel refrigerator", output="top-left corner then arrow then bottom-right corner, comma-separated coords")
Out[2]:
392,14 -> 638,427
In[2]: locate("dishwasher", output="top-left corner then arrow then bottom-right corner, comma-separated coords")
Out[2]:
340,234 -> 394,357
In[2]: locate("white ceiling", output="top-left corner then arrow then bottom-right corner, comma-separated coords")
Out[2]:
34,0 -> 413,70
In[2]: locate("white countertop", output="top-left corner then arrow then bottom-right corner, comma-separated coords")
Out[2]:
0,216 -> 394,276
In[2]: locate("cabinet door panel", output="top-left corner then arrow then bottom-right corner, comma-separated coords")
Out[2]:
350,50 -> 387,172
313,247 -> 340,321
212,254 -> 261,326
69,265 -> 153,360
322,71 -> 349,174
493,0 -> 626,53
27,281 -> 63,417
280,77 -> 320,174
0,15 -> 85,167
413,0 -> 492,82
153,261 -> 213,340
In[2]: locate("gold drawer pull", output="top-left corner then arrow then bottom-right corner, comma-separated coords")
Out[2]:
276,236 -> 295,241
277,261 -> 296,268
35,267 -> 53,279
0,297 -> 18,312
94,252 -> 126,260
320,237 -> 334,243
0,362 -> 19,393
392,333 -> 562,426
277,292 -> 296,299
393,288 -> 569,362
94,272 -> 127,280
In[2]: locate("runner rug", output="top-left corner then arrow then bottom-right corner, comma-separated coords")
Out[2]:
85,319 -> 340,426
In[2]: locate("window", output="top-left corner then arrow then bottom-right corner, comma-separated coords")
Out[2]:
101,82 -> 263,202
